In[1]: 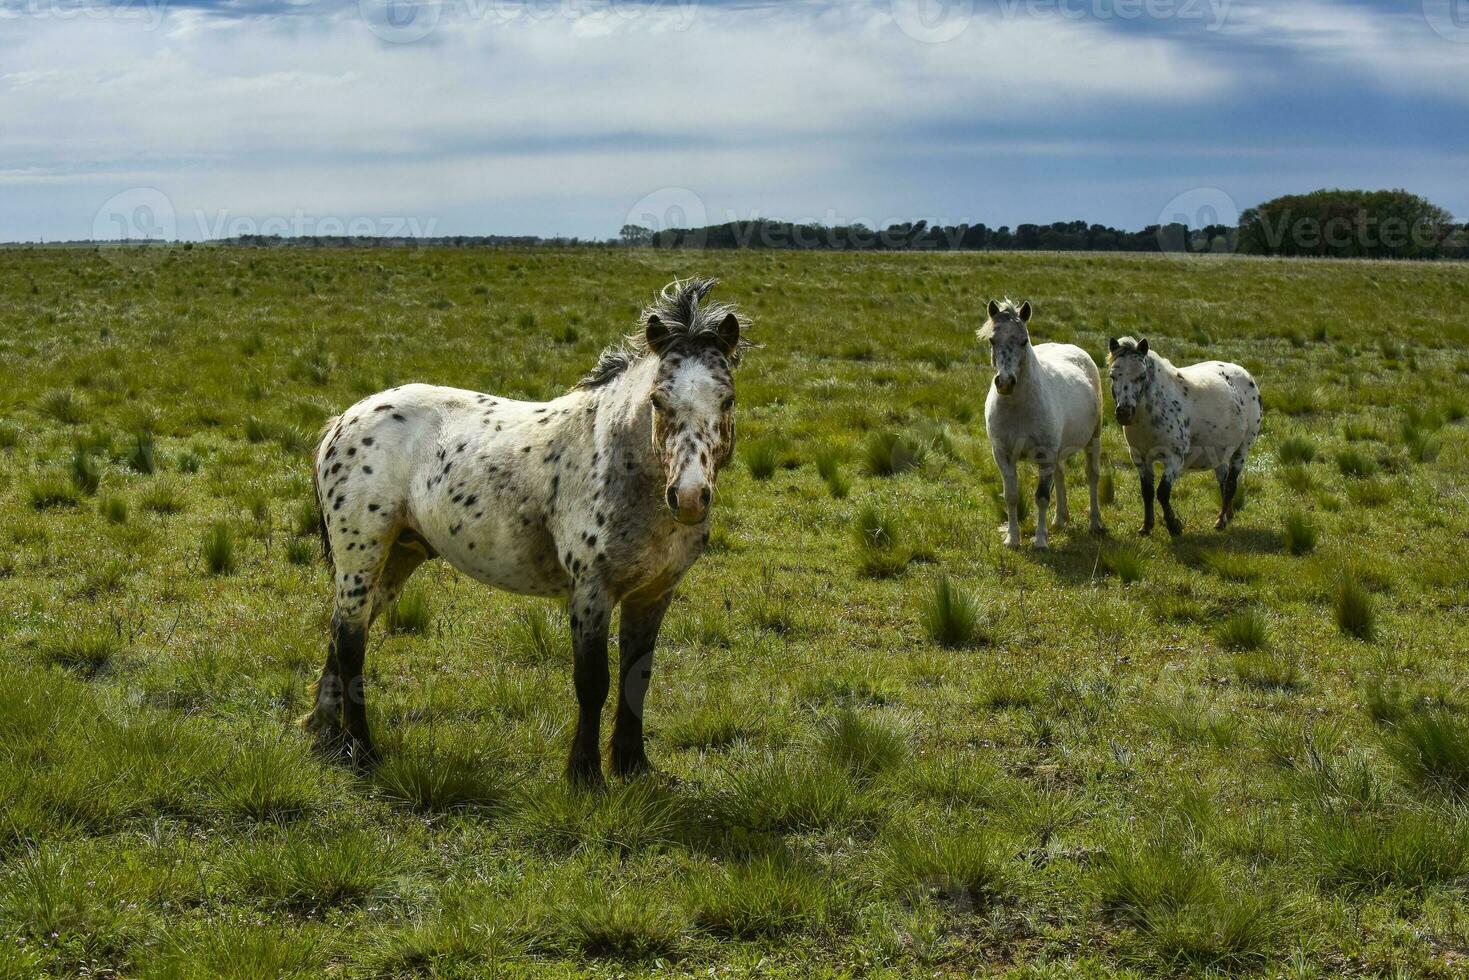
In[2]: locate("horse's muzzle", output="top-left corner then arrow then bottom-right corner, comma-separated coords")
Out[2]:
666,483 -> 711,525
994,375 -> 1016,396
1115,407 -> 1135,425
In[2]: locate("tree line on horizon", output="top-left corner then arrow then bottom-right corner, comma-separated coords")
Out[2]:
622,190 -> 1469,260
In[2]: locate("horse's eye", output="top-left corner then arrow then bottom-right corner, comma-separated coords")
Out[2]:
651,393 -> 668,412
721,396 -> 735,412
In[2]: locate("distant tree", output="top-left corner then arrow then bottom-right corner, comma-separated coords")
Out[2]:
1239,189 -> 1456,259
619,224 -> 653,246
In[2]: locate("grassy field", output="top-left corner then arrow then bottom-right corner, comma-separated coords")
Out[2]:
2,245 -> 1468,977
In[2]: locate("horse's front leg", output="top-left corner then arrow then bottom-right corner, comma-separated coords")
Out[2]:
1158,455 -> 1185,538
1136,456 -> 1156,536
566,583 -> 613,787
1033,453 -> 1055,551
996,450 -> 1022,549
612,590 -> 674,778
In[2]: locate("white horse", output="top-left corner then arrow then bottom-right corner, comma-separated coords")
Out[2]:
981,300 -> 1105,550
1106,336 -> 1262,536
304,278 -> 747,784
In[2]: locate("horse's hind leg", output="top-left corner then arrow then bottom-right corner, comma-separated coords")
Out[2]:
1051,459 -> 1070,529
1085,432 -> 1106,535
1213,464 -> 1231,531
1218,451 -> 1245,530
1033,459 -> 1055,550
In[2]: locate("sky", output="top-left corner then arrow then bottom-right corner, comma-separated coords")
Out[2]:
1,0 -> 1467,241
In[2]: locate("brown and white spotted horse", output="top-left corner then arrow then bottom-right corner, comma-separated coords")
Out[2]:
303,278 -> 748,784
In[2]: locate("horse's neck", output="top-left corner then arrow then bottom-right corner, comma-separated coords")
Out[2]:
1144,354 -> 1180,407
1014,345 -> 1045,397
590,358 -> 661,481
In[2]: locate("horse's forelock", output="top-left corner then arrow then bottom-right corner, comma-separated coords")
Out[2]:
1107,336 -> 1144,366
576,278 -> 750,390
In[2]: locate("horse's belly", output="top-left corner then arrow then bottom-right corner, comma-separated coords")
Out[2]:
417,510 -> 570,598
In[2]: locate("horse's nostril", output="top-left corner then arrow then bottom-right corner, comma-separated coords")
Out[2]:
665,486 -> 679,511
699,487 -> 711,507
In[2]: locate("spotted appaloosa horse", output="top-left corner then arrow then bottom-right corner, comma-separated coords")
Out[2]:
1106,336 -> 1262,537
981,299 -> 1106,550
303,278 -> 748,784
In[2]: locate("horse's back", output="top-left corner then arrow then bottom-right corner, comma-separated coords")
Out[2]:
1179,360 -> 1262,455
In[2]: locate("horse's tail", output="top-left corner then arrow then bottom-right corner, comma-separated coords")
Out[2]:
313,417 -> 338,570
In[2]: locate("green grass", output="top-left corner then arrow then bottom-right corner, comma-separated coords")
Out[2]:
1334,574 -> 1376,641
201,520 -> 237,575
3,247 -> 1469,976
922,574 -> 986,648
1283,510 -> 1317,555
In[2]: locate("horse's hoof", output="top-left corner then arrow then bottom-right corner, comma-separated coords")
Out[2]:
1138,526 -> 1153,537
1003,535 -> 1021,549
1166,521 -> 1184,538
346,738 -> 380,771
1032,540 -> 1049,551
1090,523 -> 1108,537
567,757 -> 606,788
611,754 -> 654,779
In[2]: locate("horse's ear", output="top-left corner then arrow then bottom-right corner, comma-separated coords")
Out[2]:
1018,301 -> 1032,323
987,299 -> 1002,320
1137,338 -> 1149,356
1108,337 -> 1120,353
646,314 -> 672,354
715,312 -> 740,356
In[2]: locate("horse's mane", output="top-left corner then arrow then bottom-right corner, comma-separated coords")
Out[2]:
977,297 -> 1025,340
1107,336 -> 1175,373
576,277 -> 750,389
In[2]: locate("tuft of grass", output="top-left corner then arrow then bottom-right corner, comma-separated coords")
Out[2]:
28,474 -> 79,510
684,854 -> 829,939
742,440 -> 779,481
1279,462 -> 1314,493
923,574 -> 986,648
1100,540 -> 1146,583
1309,808 -> 1469,894
373,736 -> 511,814
1334,575 -> 1375,641
1362,675 -> 1406,725
202,521 -> 237,575
244,415 -> 273,444
0,420 -> 20,449
881,827 -> 1011,909
1234,651 -> 1302,691
140,481 -> 185,514
228,829 -> 404,909
818,707 -> 909,779
208,737 -> 326,823
1277,434 -> 1317,464
285,537 -> 315,566
861,430 -> 923,477
1097,839 -> 1290,971
1403,425 -> 1442,464
124,431 -> 156,474
548,880 -> 685,961
1335,448 -> 1377,478
854,505 -> 909,578
386,588 -> 432,634
176,450 -> 202,473
1389,710 -> 1469,799
41,627 -> 120,678
1283,511 -> 1317,555
1098,467 -> 1115,506
814,446 -> 849,498
70,446 -> 102,495
511,605 -> 566,665
515,779 -> 690,854
38,387 -> 86,424
713,758 -> 863,834
1217,608 -> 1268,651
98,495 -> 128,524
